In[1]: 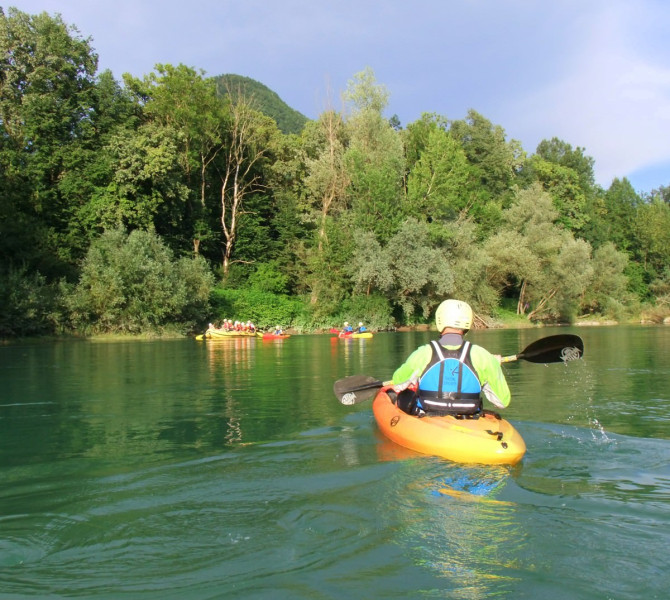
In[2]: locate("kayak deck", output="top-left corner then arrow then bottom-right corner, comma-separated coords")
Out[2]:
372,388 -> 526,465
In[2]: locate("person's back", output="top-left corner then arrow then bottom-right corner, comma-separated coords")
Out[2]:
391,299 -> 510,416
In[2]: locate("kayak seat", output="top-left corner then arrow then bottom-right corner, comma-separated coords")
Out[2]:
394,389 -> 419,415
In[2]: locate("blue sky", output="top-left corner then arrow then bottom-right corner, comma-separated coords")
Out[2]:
9,0 -> 670,195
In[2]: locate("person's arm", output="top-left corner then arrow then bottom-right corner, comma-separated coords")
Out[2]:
470,345 -> 511,408
391,345 -> 431,386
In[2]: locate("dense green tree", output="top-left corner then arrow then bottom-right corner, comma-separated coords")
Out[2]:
405,126 -> 471,222
385,218 -> 454,321
485,184 -> 596,321
302,215 -> 355,320
528,138 -> 598,233
649,267 -> 670,308
0,7 -> 98,276
263,132 -> 311,292
342,68 -> 405,240
449,109 -> 524,206
402,113 -> 449,173
650,185 -> 670,204
548,236 -> 594,321
599,177 -> 641,252
124,64 -> 230,254
0,266 -> 59,336
582,242 -> 630,318
632,198 -> 670,281
535,137 -> 595,188
528,157 -> 590,232
434,219 -> 498,317
62,228 -> 213,333
301,110 -> 349,255
86,122 -> 189,234
349,230 -> 393,296
56,69 -> 141,265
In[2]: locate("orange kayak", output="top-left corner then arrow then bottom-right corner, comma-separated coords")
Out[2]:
260,333 -> 291,339
372,388 -> 526,465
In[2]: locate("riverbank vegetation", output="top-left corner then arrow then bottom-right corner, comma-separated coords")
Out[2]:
1,8 -> 669,338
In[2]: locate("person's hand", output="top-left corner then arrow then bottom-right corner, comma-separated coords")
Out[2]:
393,373 -> 419,394
494,354 -> 502,364
393,380 -> 411,394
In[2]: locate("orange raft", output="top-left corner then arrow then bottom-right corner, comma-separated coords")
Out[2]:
372,387 -> 526,466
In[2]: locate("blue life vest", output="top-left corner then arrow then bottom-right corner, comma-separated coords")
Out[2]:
416,340 -> 483,415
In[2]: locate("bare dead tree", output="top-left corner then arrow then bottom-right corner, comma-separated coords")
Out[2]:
218,88 -> 268,276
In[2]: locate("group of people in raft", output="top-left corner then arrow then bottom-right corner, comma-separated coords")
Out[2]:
340,321 -> 368,334
208,319 -> 258,333
390,298 -> 510,417
208,319 -> 285,336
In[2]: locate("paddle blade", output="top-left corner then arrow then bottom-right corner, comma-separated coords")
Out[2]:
333,375 -> 386,405
516,334 -> 584,364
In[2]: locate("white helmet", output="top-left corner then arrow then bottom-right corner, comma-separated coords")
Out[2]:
344,322 -> 349,326
435,299 -> 473,332
358,322 -> 363,326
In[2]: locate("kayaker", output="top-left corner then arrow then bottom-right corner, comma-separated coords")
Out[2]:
390,299 -> 510,416
342,322 -> 353,334
355,321 -> 367,333
273,325 -> 284,335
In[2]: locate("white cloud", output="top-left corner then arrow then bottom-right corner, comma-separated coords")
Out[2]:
503,3 -> 670,188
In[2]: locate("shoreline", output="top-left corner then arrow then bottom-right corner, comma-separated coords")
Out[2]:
4,317 -> 669,344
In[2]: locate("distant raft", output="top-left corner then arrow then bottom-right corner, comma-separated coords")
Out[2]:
196,328 -> 258,340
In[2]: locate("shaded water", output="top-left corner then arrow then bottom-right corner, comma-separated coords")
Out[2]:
1,326 -> 669,598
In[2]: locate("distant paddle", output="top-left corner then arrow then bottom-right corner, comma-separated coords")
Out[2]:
334,334 -> 584,404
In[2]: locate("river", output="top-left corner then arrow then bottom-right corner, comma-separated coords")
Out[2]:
1,325 -> 669,599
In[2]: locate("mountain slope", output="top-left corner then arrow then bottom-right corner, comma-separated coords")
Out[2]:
213,74 -> 309,135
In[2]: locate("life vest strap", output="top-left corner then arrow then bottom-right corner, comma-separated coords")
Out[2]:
420,391 -> 481,400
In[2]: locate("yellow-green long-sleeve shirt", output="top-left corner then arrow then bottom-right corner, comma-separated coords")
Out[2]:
391,340 -> 511,408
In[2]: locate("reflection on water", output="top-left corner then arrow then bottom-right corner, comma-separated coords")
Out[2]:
204,337 -> 258,445
379,459 -> 524,599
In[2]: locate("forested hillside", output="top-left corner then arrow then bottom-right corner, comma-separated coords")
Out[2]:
1,7 -> 669,338
214,74 -> 308,134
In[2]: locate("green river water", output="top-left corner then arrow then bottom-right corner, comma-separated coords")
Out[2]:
1,325 -> 669,599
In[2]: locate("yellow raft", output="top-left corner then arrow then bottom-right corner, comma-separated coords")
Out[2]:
372,388 -> 526,465
196,329 -> 258,340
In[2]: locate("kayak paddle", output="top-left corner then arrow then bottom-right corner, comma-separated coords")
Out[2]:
333,375 -> 392,405
334,334 -> 584,404
500,334 -> 584,364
